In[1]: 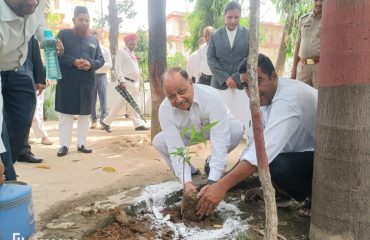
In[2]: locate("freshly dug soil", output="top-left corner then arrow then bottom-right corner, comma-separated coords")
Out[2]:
181,191 -> 200,222
85,177 -> 310,240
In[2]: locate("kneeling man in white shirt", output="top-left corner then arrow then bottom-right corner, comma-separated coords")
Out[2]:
197,54 -> 318,217
153,67 -> 244,195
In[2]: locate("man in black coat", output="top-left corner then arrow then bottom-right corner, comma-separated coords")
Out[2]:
56,6 -> 104,157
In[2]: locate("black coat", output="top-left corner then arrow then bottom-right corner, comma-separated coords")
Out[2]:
55,29 -> 104,115
29,36 -> 46,85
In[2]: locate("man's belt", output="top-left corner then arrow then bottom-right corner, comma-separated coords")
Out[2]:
124,77 -> 136,83
96,73 -> 106,77
301,57 -> 320,65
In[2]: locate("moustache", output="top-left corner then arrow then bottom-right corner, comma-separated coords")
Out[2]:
175,99 -> 187,107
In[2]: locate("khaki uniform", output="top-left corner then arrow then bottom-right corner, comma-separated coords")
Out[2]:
296,11 -> 322,88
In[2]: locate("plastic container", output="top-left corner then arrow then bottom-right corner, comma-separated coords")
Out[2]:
0,182 -> 35,240
43,30 -> 62,80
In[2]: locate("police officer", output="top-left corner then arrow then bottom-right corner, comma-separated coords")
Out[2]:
291,0 -> 323,89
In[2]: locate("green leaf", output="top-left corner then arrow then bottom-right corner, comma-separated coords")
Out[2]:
181,127 -> 189,138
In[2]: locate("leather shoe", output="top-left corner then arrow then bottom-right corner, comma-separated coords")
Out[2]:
57,146 -> 68,157
77,145 -> 92,153
18,154 -> 43,163
101,122 -> 111,133
135,125 -> 150,131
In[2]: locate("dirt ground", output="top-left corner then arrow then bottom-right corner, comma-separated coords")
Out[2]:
14,119 -> 244,235
15,119 -> 310,239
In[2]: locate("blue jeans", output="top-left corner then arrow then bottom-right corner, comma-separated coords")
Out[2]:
91,73 -> 108,123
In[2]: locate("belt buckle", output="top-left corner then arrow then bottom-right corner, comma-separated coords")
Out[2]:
306,59 -> 314,65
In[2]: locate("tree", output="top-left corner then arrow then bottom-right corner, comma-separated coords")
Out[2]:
148,0 -> 167,140
309,1 -> 370,239
106,0 -> 136,56
271,0 -> 311,75
247,1 -> 277,239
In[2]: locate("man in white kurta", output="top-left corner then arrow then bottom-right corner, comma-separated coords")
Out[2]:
153,67 -> 244,195
101,33 -> 149,132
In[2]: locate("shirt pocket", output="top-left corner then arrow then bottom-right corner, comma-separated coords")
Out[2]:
301,24 -> 312,38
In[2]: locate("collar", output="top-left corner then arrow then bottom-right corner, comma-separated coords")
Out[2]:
192,85 -> 200,105
0,0 -> 22,22
311,10 -> 322,19
226,26 -> 238,34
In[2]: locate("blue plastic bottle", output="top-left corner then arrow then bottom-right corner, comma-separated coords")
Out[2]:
43,30 -> 62,80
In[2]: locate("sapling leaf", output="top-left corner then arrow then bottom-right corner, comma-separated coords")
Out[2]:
201,121 -> 220,133
181,127 -> 189,138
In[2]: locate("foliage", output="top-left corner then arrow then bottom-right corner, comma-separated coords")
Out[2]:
185,0 -> 266,52
170,121 -> 219,185
167,52 -> 188,69
271,0 -> 312,56
46,13 -> 62,36
184,0 -> 229,52
93,0 -> 137,29
136,28 -> 149,80
43,83 -> 58,121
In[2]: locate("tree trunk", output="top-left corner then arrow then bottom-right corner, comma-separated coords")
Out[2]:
247,1 -> 278,239
148,0 -> 166,141
310,1 -> 370,239
275,14 -> 294,76
108,0 -> 121,57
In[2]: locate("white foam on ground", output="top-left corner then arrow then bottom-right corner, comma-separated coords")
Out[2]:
134,181 -> 248,239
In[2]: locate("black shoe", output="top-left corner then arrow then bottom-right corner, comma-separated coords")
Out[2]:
204,156 -> 210,175
57,146 -> 68,157
18,154 -> 43,163
135,125 -> 150,131
77,145 -> 92,153
101,122 -> 111,133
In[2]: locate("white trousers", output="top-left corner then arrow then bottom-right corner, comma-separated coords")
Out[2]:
153,118 -> 244,174
103,81 -> 146,128
58,113 -> 89,147
31,91 -> 48,138
217,88 -> 251,137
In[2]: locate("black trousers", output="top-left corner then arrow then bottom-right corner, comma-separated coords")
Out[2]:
269,151 -> 314,202
199,73 -> 212,86
1,63 -> 36,165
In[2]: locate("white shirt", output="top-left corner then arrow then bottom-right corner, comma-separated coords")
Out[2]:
226,27 -> 238,48
159,84 -> 234,183
96,45 -> 112,74
242,78 -> 318,166
196,43 -> 212,75
114,47 -> 140,82
0,0 -> 45,153
0,0 -> 46,71
186,50 -> 200,82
